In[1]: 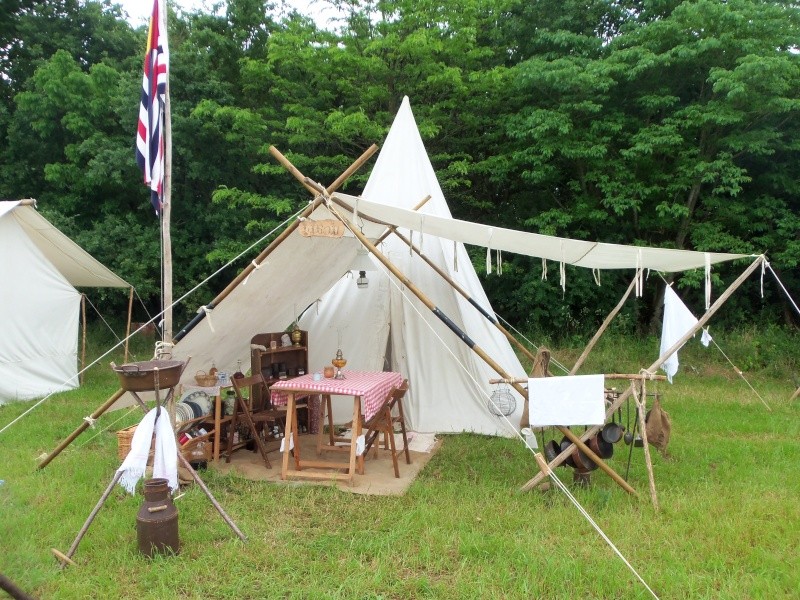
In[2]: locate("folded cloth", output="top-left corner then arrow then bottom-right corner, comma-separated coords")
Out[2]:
117,407 -> 178,494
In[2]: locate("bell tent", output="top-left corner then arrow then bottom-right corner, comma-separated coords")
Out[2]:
172,98 -> 528,436
0,200 -> 129,403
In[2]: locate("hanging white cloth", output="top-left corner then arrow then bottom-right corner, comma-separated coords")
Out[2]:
117,407 -> 178,494
660,286 -> 709,383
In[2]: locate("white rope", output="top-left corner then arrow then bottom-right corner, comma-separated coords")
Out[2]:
541,258 -> 548,281
766,261 -> 800,319
546,468 -> 660,599
199,305 -> 215,333
242,259 -> 263,285
486,228 -> 494,274
75,406 -> 140,450
704,253 -> 712,310
494,314 -> 570,375
82,295 -> 124,345
708,339 -> 772,411
83,416 -> 97,428
592,268 -> 601,286
326,202 -> 660,599
0,206 -> 305,436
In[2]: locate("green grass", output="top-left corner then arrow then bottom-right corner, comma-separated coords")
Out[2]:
1,333 -> 799,599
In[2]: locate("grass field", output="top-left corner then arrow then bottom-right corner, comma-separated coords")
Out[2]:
1,332 -> 799,599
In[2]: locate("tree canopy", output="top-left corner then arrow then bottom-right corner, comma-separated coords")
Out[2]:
1,0 -> 798,337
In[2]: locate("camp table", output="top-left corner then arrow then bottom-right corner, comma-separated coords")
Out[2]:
270,370 -> 404,484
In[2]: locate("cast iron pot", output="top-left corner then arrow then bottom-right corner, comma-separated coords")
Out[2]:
601,422 -> 625,444
588,434 -> 614,460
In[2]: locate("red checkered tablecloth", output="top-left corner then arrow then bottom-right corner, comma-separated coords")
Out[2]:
270,371 -> 403,421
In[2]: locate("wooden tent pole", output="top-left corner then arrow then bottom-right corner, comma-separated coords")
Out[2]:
38,388 -> 126,469
172,144 -> 378,343
570,275 -> 638,375
631,381 -> 659,511
386,226 -> 540,367
329,193 -> 540,368
520,254 -> 766,491
124,286 -> 134,363
80,294 -> 87,385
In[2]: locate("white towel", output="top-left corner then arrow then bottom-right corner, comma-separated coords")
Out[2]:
528,374 -> 605,427
660,286 -> 707,383
117,407 -> 178,494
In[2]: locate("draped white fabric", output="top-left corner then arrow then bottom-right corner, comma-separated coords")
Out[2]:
330,194 -> 749,272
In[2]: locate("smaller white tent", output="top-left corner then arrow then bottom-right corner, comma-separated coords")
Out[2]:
0,200 -> 129,403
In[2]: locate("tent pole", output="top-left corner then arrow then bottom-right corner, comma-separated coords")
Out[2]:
329,193 -> 541,368
383,226 -> 540,367
570,275 -> 638,375
37,388 -> 126,469
520,254 -> 766,491
80,294 -> 87,385
172,144 -> 378,343
124,286 -> 134,363
311,185 -> 638,496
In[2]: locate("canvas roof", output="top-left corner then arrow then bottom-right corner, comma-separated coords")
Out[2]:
0,200 -> 129,288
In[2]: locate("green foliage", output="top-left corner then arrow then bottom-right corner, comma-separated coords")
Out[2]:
0,0 -> 798,335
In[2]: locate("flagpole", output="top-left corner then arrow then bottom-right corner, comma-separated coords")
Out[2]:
161,0 -> 173,343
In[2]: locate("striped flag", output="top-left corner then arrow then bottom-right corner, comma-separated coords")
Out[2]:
135,0 -> 169,216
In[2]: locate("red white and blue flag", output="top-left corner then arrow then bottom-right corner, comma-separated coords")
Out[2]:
135,0 -> 169,216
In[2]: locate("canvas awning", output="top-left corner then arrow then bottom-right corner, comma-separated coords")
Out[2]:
330,194 -> 752,272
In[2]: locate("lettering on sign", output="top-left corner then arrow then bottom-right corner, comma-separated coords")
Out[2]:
299,219 -> 345,238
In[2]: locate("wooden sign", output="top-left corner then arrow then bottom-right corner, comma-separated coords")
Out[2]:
299,219 -> 345,238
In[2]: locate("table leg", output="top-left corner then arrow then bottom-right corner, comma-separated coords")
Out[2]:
326,395 -> 335,447
281,393 -> 295,480
348,395 -> 361,483
213,392 -> 221,463
316,394 -> 327,456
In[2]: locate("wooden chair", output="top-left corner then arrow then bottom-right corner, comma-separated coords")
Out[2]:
362,379 -> 411,477
225,373 -> 285,469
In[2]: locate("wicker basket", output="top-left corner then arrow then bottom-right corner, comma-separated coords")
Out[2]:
116,424 -> 155,462
194,370 -> 219,387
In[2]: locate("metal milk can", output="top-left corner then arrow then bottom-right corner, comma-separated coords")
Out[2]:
136,478 -> 179,557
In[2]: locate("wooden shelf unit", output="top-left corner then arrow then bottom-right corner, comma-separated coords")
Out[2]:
250,331 -> 309,409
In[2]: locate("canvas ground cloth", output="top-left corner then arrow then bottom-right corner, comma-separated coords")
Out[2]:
213,432 -> 440,496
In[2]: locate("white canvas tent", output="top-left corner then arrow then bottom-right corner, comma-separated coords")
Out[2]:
171,97 -> 753,437
0,200 -> 129,403
173,98 -> 529,436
